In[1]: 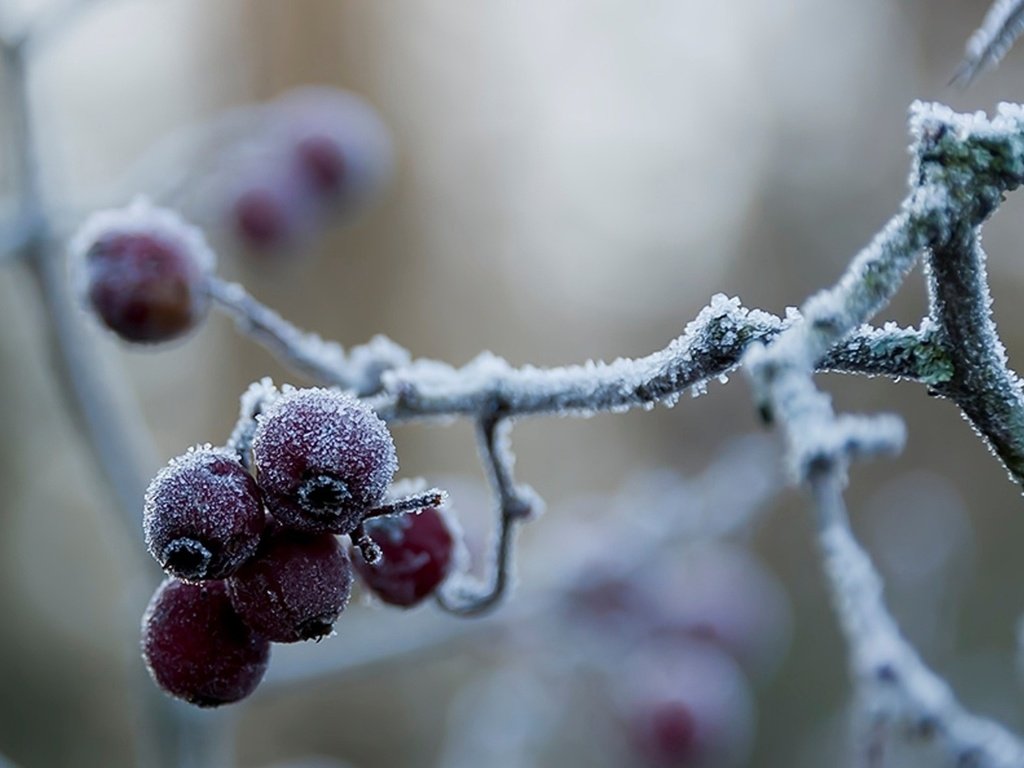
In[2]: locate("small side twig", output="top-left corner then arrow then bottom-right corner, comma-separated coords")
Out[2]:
225,377 -> 278,469
953,0 -> 1024,86
435,415 -> 538,616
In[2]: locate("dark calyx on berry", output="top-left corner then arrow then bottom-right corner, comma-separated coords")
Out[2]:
252,388 -> 397,535
141,578 -> 270,708
353,506 -> 455,608
298,471 -> 352,513
228,526 -> 353,643
144,447 -> 266,581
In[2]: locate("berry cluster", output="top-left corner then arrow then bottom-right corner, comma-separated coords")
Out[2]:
140,386 -> 456,707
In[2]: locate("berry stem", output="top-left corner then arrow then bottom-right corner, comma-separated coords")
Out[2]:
207,276 -> 409,395
350,524 -> 382,565
361,488 -> 448,521
435,415 -> 534,617
225,378 -> 278,469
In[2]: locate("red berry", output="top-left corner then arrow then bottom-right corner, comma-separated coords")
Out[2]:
620,640 -> 755,768
353,506 -> 456,607
233,187 -> 292,249
228,165 -> 314,252
273,87 -> 394,216
634,701 -> 700,765
228,527 -> 353,642
144,447 -> 266,581
71,200 -> 214,343
141,578 -> 270,707
252,388 -> 397,535
294,134 -> 348,195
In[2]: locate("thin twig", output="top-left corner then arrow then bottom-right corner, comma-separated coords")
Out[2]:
954,0 -> 1024,86
435,415 -> 536,616
813,473 -> 1024,767
207,277 -> 410,395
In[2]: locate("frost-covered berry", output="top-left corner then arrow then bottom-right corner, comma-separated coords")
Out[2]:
232,187 -> 295,250
353,507 -> 455,607
144,447 -> 265,582
70,199 -> 215,343
619,640 -> 755,768
141,578 -> 270,707
294,134 -> 348,195
274,87 -> 394,216
643,543 -> 792,683
252,388 -> 397,535
228,526 -> 353,642
228,164 -> 315,252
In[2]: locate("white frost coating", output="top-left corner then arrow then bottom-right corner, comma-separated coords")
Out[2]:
68,196 -> 216,297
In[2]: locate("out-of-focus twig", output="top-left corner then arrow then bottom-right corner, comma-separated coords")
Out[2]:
954,0 -> 1024,85
745,102 -> 1024,765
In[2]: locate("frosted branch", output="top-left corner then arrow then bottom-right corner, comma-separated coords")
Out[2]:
955,0 -> 1024,85
813,473 -> 1024,768
925,228 -> 1024,485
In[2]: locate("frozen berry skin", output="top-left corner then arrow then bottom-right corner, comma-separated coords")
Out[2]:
353,507 -> 455,607
144,446 -> 266,582
141,578 -> 270,708
252,388 -> 397,535
619,640 -> 755,768
70,199 -> 215,343
228,527 -> 353,642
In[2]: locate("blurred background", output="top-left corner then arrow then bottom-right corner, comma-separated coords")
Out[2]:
2,0 -> 1024,765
